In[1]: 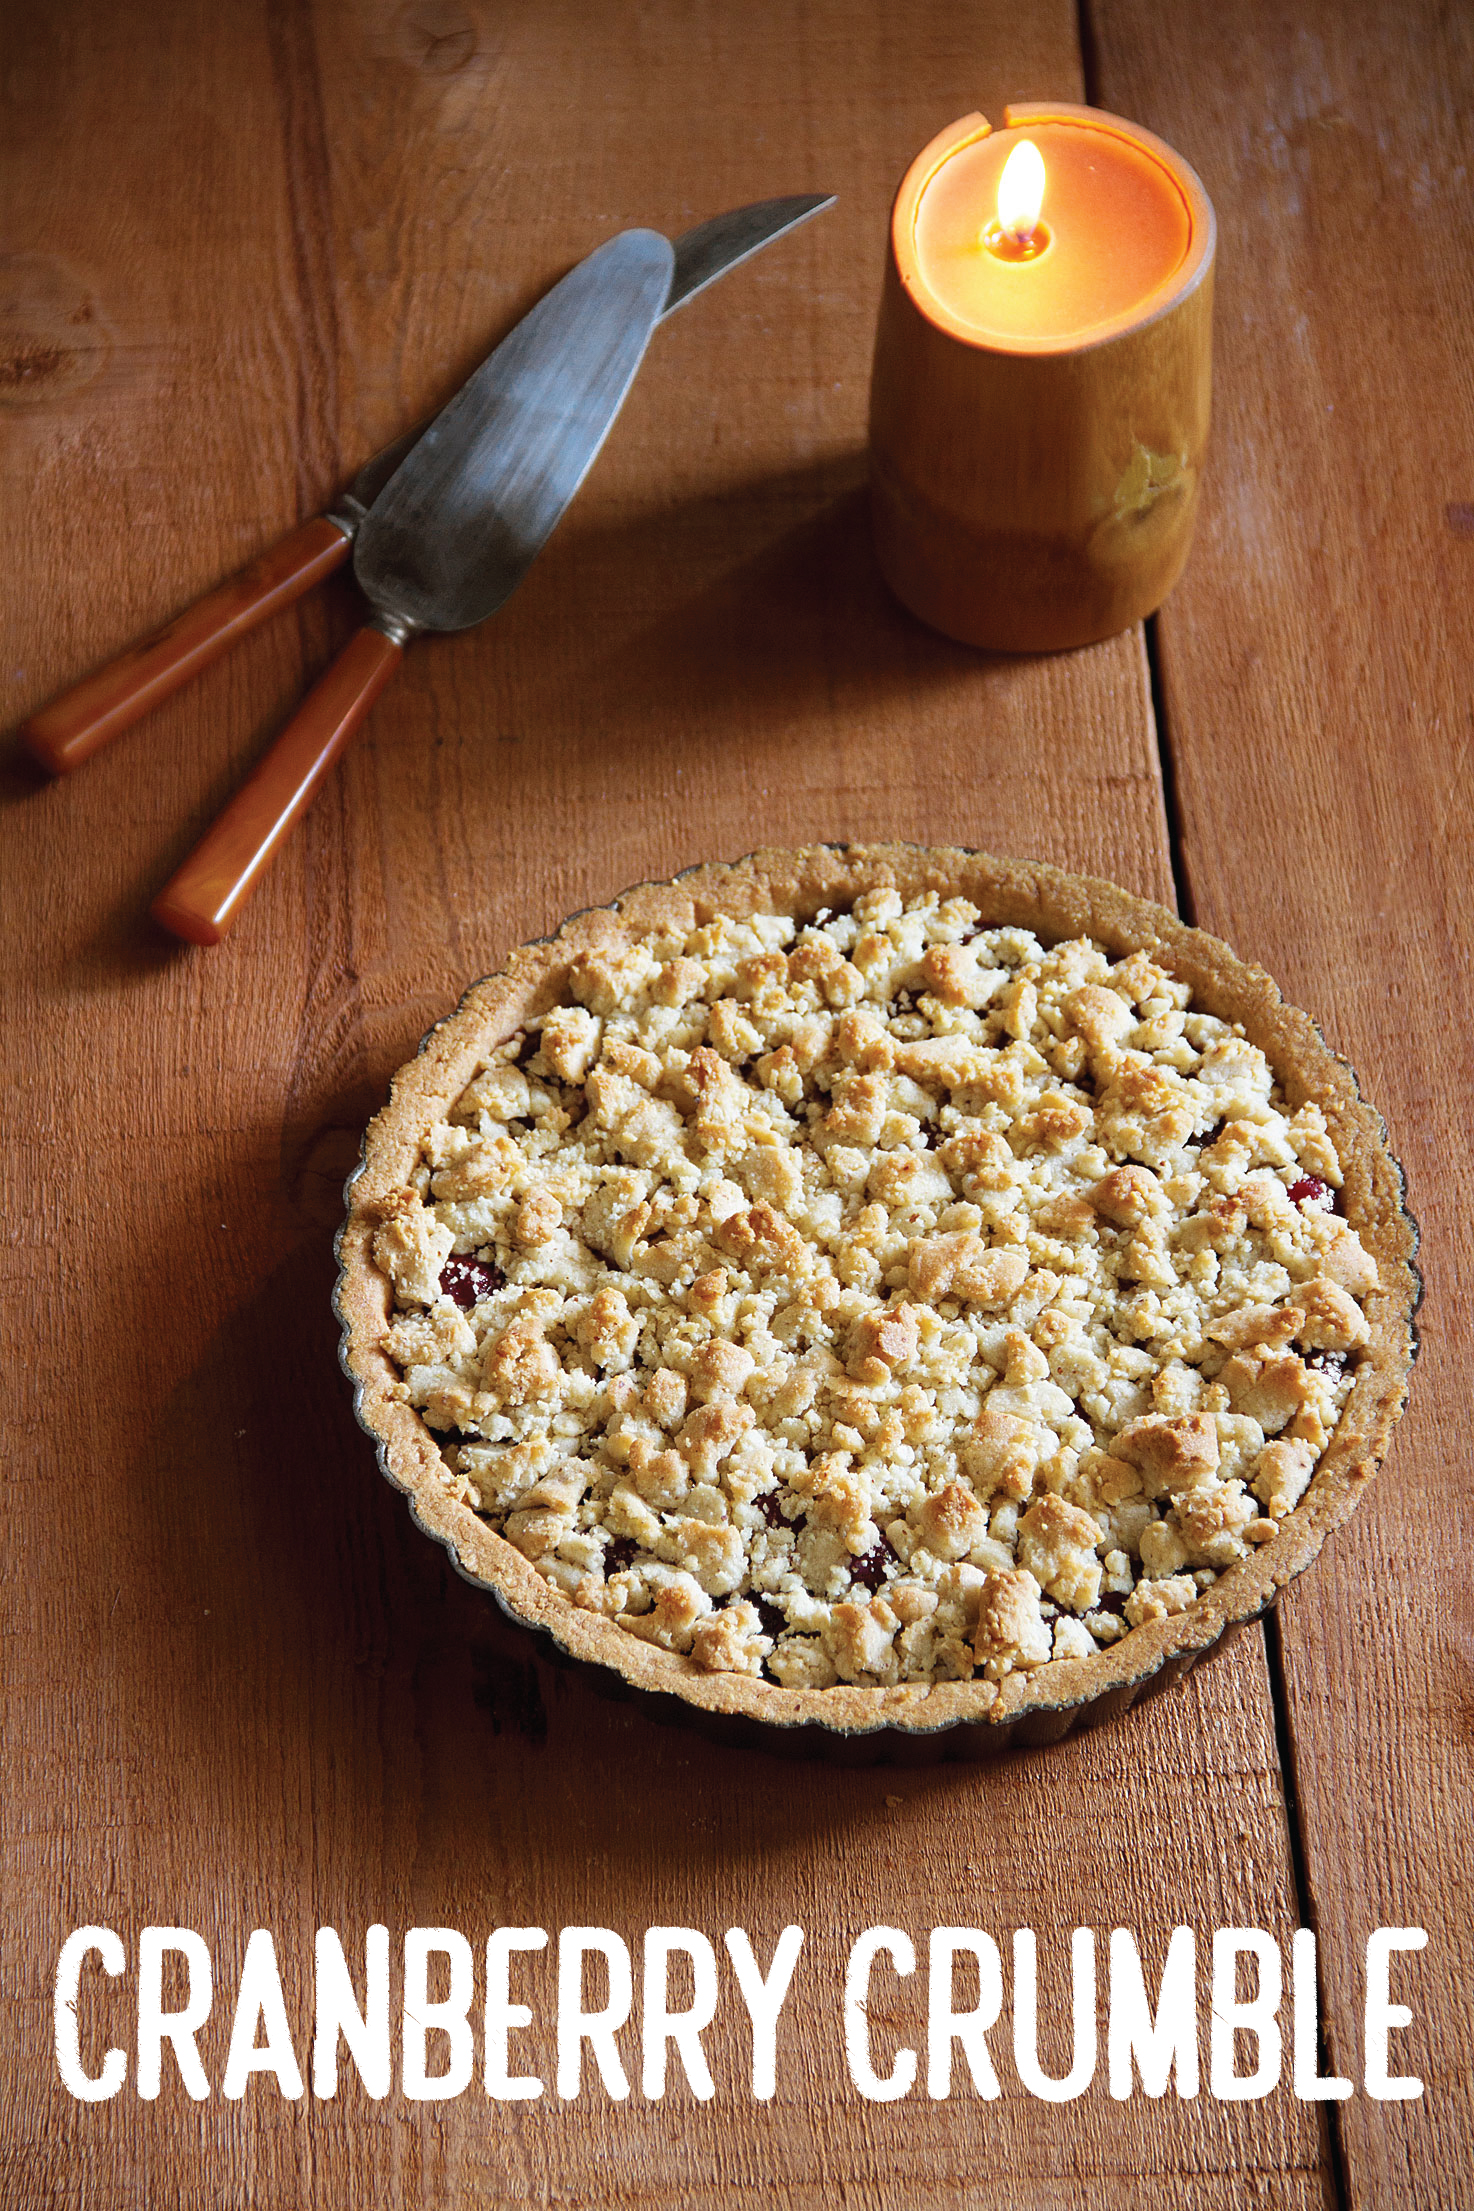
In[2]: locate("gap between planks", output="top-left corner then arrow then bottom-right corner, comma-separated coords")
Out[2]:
1077,4 -> 1348,2200
1120,143 -> 1351,2211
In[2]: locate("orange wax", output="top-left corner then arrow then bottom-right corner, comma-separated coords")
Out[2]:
869,102 -> 1216,649
907,115 -> 1194,350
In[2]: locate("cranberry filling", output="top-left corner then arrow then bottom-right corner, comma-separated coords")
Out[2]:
849,1529 -> 899,1593
757,1491 -> 789,1530
604,1536 -> 638,1575
1305,1348 -> 1350,1380
755,1598 -> 787,1641
438,1255 -> 505,1310
1288,1175 -> 1331,1209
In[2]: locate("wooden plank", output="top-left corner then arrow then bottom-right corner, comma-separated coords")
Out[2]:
2,2 -> 1338,2204
1088,1 -> 1474,2202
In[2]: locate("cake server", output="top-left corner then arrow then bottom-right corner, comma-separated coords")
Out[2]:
142,226 -> 670,943
23,195 -> 834,779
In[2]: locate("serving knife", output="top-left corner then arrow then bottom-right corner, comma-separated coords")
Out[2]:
146,227 -> 671,944
23,195 -> 834,780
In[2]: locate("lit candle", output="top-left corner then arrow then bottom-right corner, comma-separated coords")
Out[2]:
869,104 -> 1216,651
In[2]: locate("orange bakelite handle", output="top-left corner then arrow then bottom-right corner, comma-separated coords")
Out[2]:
150,624 -> 403,945
22,516 -> 353,774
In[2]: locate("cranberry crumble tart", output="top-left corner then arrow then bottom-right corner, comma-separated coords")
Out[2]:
337,849 -> 1417,1749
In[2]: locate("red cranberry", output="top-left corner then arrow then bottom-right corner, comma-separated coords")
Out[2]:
1288,1176 -> 1332,1210
755,1598 -> 787,1640
604,1537 -> 638,1574
757,1491 -> 790,1530
849,1529 -> 899,1593
438,1255 -> 505,1310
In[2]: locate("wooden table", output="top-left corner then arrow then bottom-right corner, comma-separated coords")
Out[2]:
5,3 -> 1470,2204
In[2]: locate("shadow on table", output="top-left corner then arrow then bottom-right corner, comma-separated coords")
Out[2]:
121,1201 -> 1077,1905
5,452 -> 1049,996
458,450 -> 1012,778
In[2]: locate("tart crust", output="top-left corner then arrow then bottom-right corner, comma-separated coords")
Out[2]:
335,846 -> 1418,1754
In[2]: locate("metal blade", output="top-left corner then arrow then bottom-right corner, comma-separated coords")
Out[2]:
341,424 -> 422,522
353,228 -> 673,637
664,194 -> 836,315
338,195 -> 836,523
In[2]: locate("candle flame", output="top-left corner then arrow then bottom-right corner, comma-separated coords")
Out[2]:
997,139 -> 1046,243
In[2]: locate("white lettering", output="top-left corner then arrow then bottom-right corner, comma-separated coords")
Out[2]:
485,1928 -> 547,2101
926,1929 -> 1002,2100
137,1928 -> 212,2101
402,1930 -> 474,2101
724,1926 -> 803,2102
556,1929 -> 632,2100
1364,1928 -> 1426,2100
1291,1929 -> 1351,2101
1209,1929 -> 1281,2099
312,1926 -> 391,2100
642,1929 -> 718,2100
844,1928 -> 916,2102
1108,1927 -> 1198,2098
1013,1929 -> 1096,2101
221,1930 -> 303,2100
54,1927 -> 126,2102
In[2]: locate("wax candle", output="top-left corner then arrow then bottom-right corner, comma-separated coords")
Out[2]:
869,104 -> 1216,652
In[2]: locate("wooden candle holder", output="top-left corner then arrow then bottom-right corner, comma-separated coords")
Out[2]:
869,103 -> 1216,653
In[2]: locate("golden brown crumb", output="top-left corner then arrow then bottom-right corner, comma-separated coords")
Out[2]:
372,893 -> 1375,1687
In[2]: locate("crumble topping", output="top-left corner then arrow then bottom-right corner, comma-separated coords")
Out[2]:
370,889 -> 1376,1691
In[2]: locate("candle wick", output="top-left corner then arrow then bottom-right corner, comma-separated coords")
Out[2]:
982,214 -> 1049,262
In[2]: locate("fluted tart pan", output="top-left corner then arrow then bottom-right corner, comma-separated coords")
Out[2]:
331,844 -> 1414,1759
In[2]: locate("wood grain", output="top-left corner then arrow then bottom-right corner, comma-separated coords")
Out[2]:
2,0 -> 1444,2205
1090,1 -> 1474,2202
